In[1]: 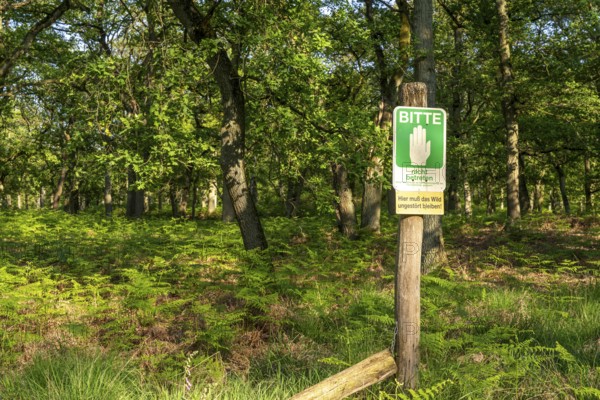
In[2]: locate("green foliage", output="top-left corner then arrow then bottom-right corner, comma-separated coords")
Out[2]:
0,211 -> 598,399
380,379 -> 454,400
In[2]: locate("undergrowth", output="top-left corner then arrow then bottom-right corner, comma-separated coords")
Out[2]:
0,209 -> 598,399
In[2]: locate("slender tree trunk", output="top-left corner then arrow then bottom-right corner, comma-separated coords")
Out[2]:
285,176 -> 304,218
169,184 -> 179,218
447,178 -> 461,212
167,1 -> 267,250
533,179 -> 544,212
39,186 -> 45,208
52,165 -> 68,210
191,179 -> 198,220
447,24 -> 465,215
496,0 -> 521,224
555,164 -> 570,214
518,153 -> 530,215
25,192 -> 29,210
206,179 -> 218,216
584,155 -> 592,212
486,184 -> 496,215
361,0 -> 410,233
464,180 -> 473,218
104,171 -> 113,217
68,187 -> 79,214
332,163 -> 357,239
414,0 -> 446,271
179,175 -> 190,218
126,166 -> 145,218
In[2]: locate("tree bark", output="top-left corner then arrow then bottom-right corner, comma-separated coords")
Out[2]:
167,0 -> 267,250
39,186 -> 45,208
285,175 -> 304,218
332,163 -> 357,239
584,155 -> 592,212
533,179 -> 544,212
464,180 -> 473,218
126,166 -> 145,218
179,174 -> 190,218
104,171 -> 113,217
169,183 -> 179,218
555,164 -> 570,214
496,0 -> 521,224
414,0 -> 446,272
52,165 -> 68,210
221,179 -> 236,222
518,153 -> 530,215
206,179 -> 218,216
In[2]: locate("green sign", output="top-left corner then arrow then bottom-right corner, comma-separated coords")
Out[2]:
392,107 -> 446,192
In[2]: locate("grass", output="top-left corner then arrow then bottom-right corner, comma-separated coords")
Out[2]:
0,208 -> 598,399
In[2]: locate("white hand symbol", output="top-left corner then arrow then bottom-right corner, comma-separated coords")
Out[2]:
409,125 -> 431,166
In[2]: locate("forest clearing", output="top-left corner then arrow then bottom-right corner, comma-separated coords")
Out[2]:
1,0 -> 599,398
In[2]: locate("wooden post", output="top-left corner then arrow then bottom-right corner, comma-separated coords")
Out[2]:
395,82 -> 427,389
290,350 -> 396,400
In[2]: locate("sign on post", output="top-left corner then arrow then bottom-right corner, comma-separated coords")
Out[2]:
392,107 -> 447,215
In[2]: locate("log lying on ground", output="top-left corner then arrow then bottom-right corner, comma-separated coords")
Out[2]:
290,349 -> 397,400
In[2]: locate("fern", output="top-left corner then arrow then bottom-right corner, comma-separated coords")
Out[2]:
380,379 -> 454,399
573,387 -> 600,399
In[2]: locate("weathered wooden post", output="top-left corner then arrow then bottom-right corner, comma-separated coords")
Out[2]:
391,83 -> 446,389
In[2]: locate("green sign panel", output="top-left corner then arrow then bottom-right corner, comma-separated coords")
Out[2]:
392,107 -> 446,192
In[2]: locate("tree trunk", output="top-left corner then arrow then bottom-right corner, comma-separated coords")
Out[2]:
361,0 -> 410,233
486,184 -> 496,215
584,155 -> 592,212
52,165 -> 68,209
533,179 -> 544,212
361,158 -> 382,232
285,176 -> 304,218
332,163 -> 357,239
555,164 -> 570,214
221,179 -> 236,222
179,175 -> 190,218
167,0 -> 267,250
518,153 -> 530,215
447,180 -> 460,212
68,187 -> 79,214
191,179 -> 198,220
104,171 -> 113,217
414,0 -> 446,272
464,180 -> 473,217
447,25 -> 465,214
496,0 -> 521,224
126,166 -> 145,218
206,179 -> 218,216
169,184 -> 179,218
39,187 -> 45,208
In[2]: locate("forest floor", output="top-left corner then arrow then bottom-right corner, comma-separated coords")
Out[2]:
0,209 -> 598,399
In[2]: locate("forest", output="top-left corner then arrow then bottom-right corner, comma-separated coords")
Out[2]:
0,0 -> 598,399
